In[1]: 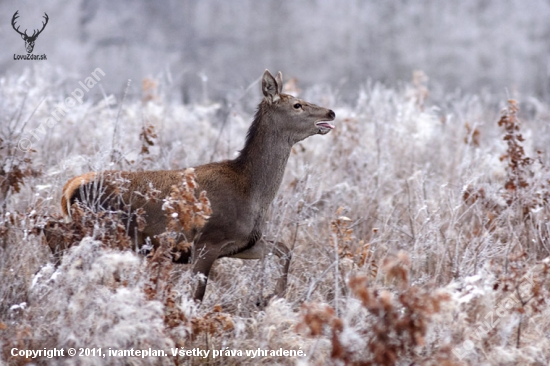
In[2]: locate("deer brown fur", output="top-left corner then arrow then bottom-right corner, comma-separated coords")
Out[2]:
60,70 -> 335,302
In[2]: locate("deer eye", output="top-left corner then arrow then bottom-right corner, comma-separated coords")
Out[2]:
293,103 -> 302,109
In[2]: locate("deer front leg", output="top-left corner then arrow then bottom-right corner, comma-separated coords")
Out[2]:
191,244 -> 220,302
230,239 -> 292,300
267,240 -> 291,298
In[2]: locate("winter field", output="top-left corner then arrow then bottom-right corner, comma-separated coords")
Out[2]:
1,65 -> 550,365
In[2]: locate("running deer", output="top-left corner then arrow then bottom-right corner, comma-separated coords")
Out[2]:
60,70 -> 335,302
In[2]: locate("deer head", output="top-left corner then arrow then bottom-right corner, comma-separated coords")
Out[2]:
12,11 -> 49,54
261,70 -> 335,144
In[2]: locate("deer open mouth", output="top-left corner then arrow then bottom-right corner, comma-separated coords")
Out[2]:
316,121 -> 335,135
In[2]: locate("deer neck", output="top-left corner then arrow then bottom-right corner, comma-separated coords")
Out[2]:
234,112 -> 292,206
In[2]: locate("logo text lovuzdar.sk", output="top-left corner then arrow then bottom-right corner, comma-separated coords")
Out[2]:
12,10 -> 48,60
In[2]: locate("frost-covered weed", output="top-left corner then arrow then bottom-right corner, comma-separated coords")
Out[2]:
27,238 -> 175,366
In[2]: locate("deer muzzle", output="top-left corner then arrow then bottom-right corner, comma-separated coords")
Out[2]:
315,109 -> 336,134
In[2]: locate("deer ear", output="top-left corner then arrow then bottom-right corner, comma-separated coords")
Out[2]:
262,70 -> 280,103
275,72 -> 283,94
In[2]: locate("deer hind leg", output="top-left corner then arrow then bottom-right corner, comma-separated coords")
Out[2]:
230,239 -> 292,300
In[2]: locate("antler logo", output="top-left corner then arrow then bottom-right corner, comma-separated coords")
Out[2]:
12,10 -> 49,54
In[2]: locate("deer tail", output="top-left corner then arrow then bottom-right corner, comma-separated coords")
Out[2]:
61,172 -> 96,223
